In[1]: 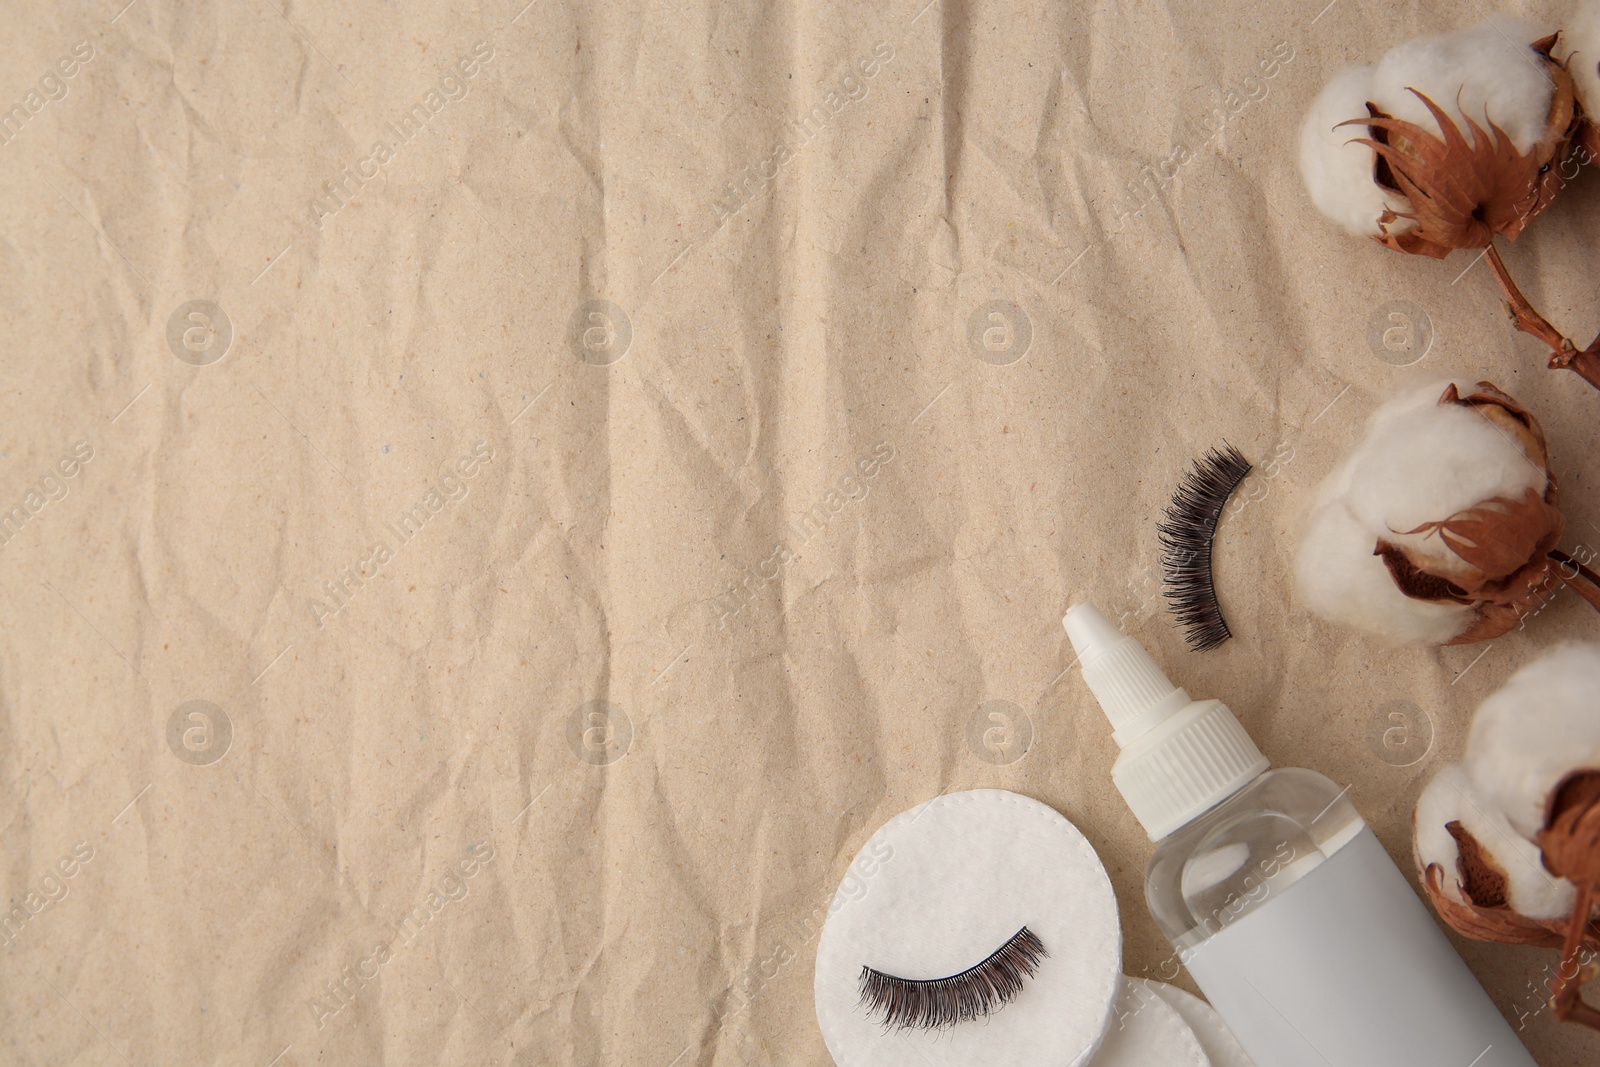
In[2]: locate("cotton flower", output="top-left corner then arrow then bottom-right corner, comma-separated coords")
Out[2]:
1299,18 -> 1600,391
1413,644 -> 1600,1029
1300,17 -> 1576,255
1293,380 -> 1595,645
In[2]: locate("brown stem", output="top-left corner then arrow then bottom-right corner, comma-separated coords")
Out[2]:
1571,344 -> 1600,393
1483,244 -> 1600,393
1485,243 -> 1571,350
1551,882 -> 1600,1030
1550,549 -> 1600,615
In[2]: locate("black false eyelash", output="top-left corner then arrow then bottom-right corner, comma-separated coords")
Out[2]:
857,926 -> 1048,1030
1159,444 -> 1252,652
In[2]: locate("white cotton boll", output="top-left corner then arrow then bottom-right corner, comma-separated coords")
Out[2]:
1414,766 -> 1575,920
1362,376 -> 1475,428
1465,643 -> 1600,839
1370,16 -> 1558,154
1559,0 -> 1600,117
1414,767 -> 1476,906
1299,65 -> 1410,236
1294,380 -> 1546,626
1339,384 -> 1546,538
1294,499 -> 1474,644
1304,382 -> 1460,511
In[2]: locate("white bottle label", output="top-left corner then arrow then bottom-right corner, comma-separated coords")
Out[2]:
1180,828 -> 1535,1067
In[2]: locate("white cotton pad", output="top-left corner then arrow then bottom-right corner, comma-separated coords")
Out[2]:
1144,978 -> 1256,1067
1090,977 -> 1212,1066
813,789 -> 1123,1067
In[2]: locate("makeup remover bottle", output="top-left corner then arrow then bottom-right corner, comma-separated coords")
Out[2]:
1063,603 -> 1536,1067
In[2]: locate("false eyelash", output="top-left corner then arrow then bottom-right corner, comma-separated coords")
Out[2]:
857,926 -> 1048,1030
1159,444 -> 1252,651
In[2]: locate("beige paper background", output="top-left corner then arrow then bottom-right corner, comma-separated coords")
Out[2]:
2,0 -> 1598,1063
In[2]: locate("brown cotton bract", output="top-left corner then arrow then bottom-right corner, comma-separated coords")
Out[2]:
1338,40 -> 1578,258
1371,383 -> 1567,645
1536,770 -> 1600,1028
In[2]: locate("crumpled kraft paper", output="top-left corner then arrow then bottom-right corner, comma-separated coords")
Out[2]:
1,0 -> 1596,1063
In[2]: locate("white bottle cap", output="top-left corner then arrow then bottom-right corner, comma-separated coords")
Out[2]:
1064,603 -> 1269,841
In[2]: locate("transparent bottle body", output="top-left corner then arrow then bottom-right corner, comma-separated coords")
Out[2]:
1140,766 -> 1538,1066
1145,767 -> 1363,954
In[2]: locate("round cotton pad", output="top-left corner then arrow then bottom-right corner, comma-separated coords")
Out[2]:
1092,977 -> 1210,1066
1146,979 -> 1255,1067
813,789 -> 1122,1067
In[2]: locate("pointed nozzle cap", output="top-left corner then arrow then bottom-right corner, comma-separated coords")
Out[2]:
1063,602 -> 1127,663
1064,603 -> 1189,745
1063,602 -> 1270,839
